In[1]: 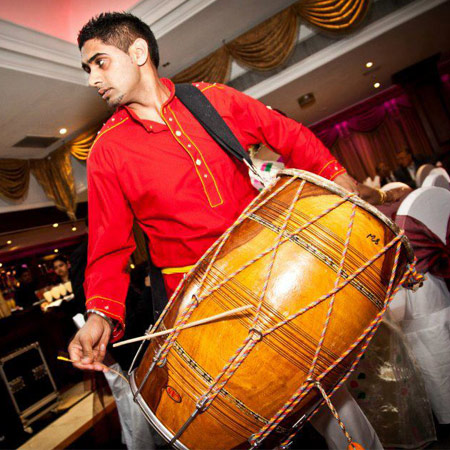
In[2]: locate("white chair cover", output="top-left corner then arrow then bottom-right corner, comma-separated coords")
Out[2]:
397,187 -> 450,242
380,181 -> 410,191
415,164 -> 435,187
430,167 -> 450,181
390,187 -> 450,423
422,172 -> 450,189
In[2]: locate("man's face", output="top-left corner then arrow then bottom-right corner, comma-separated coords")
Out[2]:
397,152 -> 412,168
19,270 -> 32,285
53,260 -> 69,279
81,39 -> 140,108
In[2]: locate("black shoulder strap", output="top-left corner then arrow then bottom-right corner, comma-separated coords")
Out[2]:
175,83 -> 257,173
148,82 -> 261,320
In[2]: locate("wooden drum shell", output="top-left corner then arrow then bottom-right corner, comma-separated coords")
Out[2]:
132,170 -> 411,449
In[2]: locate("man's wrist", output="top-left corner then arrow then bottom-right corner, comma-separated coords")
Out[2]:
85,309 -> 114,331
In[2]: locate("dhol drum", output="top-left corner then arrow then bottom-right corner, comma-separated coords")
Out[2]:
129,169 -> 416,450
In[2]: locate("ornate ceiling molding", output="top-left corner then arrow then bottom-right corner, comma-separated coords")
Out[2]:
0,19 -> 84,84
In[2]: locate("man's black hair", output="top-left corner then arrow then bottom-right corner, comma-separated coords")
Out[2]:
52,255 -> 69,266
78,12 -> 159,69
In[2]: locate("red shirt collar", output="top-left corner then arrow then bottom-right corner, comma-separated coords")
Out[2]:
116,78 -> 175,133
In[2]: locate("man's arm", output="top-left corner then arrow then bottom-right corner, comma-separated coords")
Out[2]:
334,173 -> 412,205
216,85 -> 409,204
218,85 -> 346,181
68,142 -> 136,370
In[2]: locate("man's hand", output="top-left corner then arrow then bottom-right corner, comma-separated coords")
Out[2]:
357,184 -> 413,205
385,186 -> 412,203
334,173 -> 412,205
68,313 -> 111,371
333,173 -> 358,193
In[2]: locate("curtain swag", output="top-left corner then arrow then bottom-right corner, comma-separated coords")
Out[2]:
0,159 -> 30,200
30,148 -> 77,220
173,0 -> 369,84
0,124 -> 102,218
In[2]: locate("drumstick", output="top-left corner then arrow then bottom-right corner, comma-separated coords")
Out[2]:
112,304 -> 253,348
57,356 -> 129,385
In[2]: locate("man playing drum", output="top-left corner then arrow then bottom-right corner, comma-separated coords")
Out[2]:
68,12 -> 385,449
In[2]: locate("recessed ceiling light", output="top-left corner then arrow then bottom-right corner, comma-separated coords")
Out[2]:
297,92 -> 315,108
53,223 -> 59,228
54,249 -> 59,253
59,128 -> 67,135
366,61 -> 373,68
130,263 -> 136,269
72,226 -> 77,231
6,240 -> 12,245
374,82 -> 381,88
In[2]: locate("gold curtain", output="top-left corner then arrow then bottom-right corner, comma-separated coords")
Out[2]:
294,0 -> 370,31
0,159 -> 30,200
30,148 -> 77,220
68,125 -> 100,161
0,124 -> 100,215
226,7 -> 299,71
172,47 -> 231,84
171,0 -> 370,83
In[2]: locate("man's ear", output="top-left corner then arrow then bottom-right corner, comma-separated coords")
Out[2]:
129,38 -> 149,66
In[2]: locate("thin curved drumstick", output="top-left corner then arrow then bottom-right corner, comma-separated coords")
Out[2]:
112,304 -> 253,348
57,356 -> 129,385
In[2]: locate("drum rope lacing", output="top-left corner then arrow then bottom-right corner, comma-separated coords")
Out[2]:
153,176 -> 299,366
135,174 -> 424,448
277,253 -> 422,450
255,238 -> 416,449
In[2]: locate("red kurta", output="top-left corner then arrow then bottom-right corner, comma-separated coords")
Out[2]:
85,79 -> 345,340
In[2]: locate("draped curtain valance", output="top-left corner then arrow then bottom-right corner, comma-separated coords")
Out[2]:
0,159 -> 30,200
173,0 -> 369,84
0,124 -> 102,218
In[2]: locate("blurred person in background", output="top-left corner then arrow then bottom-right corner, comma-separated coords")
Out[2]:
394,150 -> 418,188
376,161 -> 396,186
52,255 -> 71,284
14,266 -> 39,309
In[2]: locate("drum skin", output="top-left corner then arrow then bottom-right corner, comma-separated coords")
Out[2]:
133,171 -> 411,449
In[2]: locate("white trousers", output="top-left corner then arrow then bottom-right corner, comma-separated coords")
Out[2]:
104,364 -> 159,450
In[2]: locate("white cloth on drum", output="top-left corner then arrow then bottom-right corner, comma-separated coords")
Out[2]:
104,363 -> 158,449
309,386 -> 383,450
392,273 -> 450,424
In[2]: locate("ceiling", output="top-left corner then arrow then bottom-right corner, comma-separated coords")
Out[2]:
0,0 -> 140,43
0,219 -> 87,263
259,0 -> 450,125
0,0 -> 298,160
0,0 -> 449,211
